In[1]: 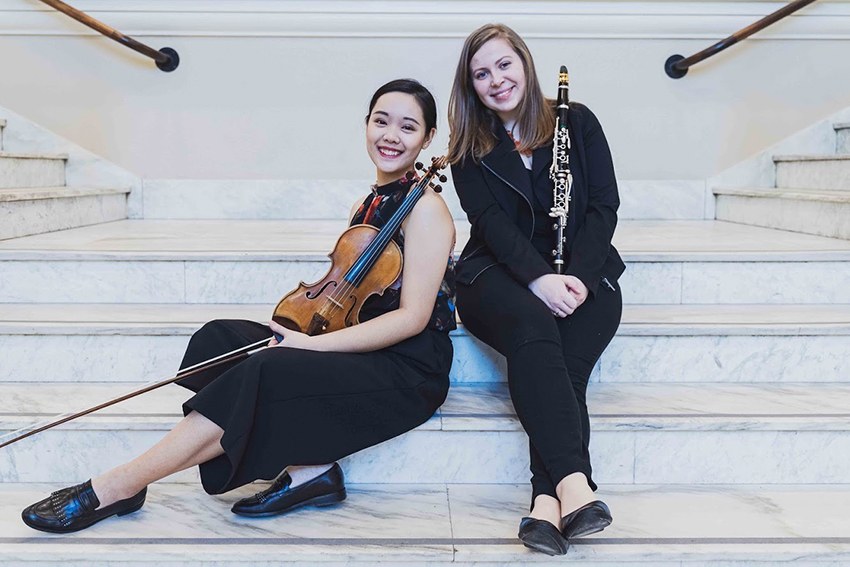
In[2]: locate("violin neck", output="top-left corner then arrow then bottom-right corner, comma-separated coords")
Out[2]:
345,183 -> 427,286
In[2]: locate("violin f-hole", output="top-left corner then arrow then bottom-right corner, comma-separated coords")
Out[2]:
306,280 -> 337,300
344,295 -> 360,327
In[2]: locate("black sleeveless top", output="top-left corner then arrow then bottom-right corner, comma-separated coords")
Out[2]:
350,177 -> 457,333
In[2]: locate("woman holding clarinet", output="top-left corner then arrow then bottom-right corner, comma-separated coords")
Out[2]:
447,23 -> 625,555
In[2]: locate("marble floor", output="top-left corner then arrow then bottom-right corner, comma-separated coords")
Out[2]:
1,219 -> 849,261
0,483 -> 848,564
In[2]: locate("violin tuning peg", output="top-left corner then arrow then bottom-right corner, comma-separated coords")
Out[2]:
439,174 -> 447,183
433,185 -> 443,193
415,162 -> 424,171
405,171 -> 415,180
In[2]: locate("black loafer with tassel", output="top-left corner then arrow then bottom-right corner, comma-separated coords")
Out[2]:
22,480 -> 147,534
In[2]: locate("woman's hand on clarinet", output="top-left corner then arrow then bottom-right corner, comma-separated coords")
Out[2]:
268,320 -> 314,350
528,274 -> 579,317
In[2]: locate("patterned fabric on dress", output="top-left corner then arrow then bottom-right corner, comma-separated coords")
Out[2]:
350,176 -> 457,333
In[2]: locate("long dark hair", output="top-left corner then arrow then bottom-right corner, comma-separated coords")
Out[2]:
447,24 -> 555,164
366,79 -> 438,133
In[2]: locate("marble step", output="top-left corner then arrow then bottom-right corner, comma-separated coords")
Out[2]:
775,154 -> 850,190
1,482 -> 848,565
714,187 -> 850,240
0,187 -> 129,240
142,179 -> 707,221
0,151 -> 66,189
1,220 -> 850,305
836,122 -> 850,154
1,382 -> 849,485
1,303 -> 848,385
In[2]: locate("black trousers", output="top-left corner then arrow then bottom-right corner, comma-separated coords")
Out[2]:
456,265 -> 622,503
176,320 -> 451,495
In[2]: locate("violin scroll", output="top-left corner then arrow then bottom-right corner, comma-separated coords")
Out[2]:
414,155 -> 449,193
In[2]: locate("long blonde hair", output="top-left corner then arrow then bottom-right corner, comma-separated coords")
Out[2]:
447,23 -> 555,164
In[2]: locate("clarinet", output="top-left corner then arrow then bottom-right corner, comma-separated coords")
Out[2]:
549,66 -> 572,274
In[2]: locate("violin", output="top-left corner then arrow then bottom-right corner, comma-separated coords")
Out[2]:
0,157 -> 448,450
273,156 -> 448,335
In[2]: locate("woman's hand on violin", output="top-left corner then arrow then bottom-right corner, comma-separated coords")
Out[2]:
528,274 -> 578,317
268,320 -> 314,350
563,275 -> 589,309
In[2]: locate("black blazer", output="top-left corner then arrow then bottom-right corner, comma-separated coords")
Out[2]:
451,102 -> 625,296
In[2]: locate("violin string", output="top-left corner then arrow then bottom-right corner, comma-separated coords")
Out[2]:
321,182 -> 423,314
312,172 -> 434,322
347,182 -> 427,287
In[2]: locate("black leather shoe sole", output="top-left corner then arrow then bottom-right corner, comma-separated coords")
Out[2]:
518,517 -> 569,556
21,489 -> 146,534
560,500 -> 612,539
232,488 -> 346,518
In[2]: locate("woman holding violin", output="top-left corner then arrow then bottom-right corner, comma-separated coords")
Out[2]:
447,24 -> 625,555
21,78 -> 457,533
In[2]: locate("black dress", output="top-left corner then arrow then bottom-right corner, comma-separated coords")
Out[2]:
177,177 -> 456,495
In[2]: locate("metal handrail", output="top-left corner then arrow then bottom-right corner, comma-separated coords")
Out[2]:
665,0 -> 818,79
37,0 -> 179,72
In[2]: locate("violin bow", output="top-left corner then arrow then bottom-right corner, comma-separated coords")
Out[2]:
0,337 -> 273,450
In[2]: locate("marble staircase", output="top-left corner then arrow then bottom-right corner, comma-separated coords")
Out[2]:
1,215 -> 849,563
0,115 -> 130,241
715,122 -> 850,239
2,117 -> 850,563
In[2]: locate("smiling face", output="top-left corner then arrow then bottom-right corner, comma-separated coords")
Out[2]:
366,91 -> 435,186
469,37 -> 527,124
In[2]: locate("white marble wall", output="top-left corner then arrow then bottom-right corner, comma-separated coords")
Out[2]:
617,180 -> 707,220
838,124 -> 850,154
141,178 -> 708,221
142,179 -> 466,220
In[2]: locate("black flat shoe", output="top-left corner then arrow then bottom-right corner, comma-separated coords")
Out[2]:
231,462 -> 346,517
518,517 -> 569,556
21,480 -> 147,534
559,500 -> 612,539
